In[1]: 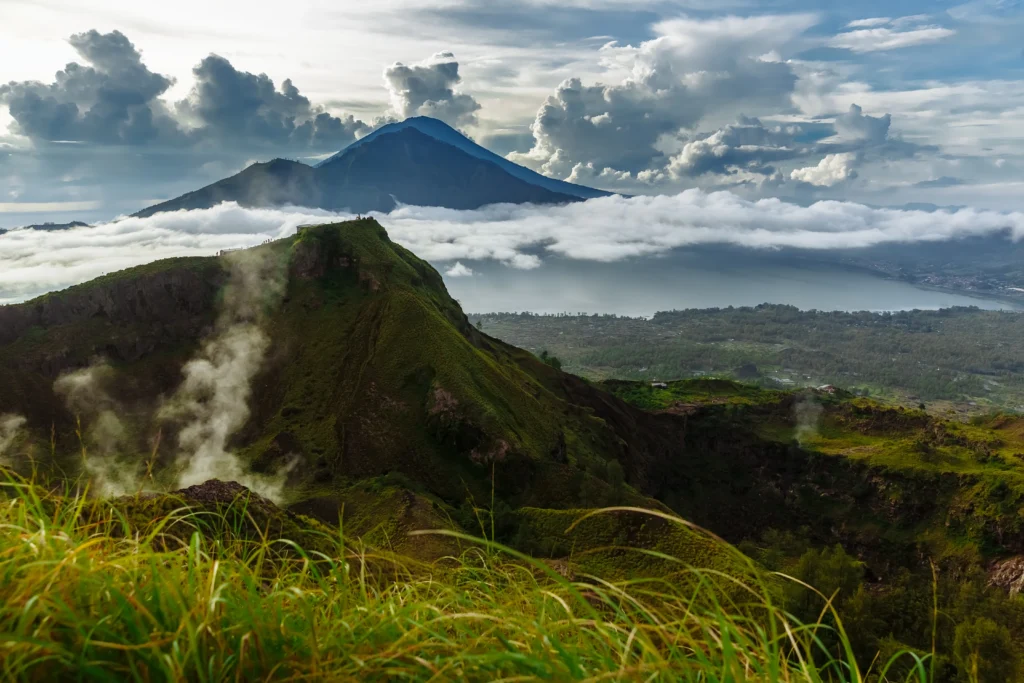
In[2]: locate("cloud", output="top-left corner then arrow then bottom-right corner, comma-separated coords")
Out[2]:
0,29 -> 372,154
914,176 -> 966,188
834,104 -> 891,143
379,193 -> 1024,263
0,202 -> 315,303
508,14 -> 817,179
0,30 -> 380,217
846,18 -> 892,28
2,195 -> 1023,307
0,30 -> 182,145
176,55 -> 370,150
445,261 -> 475,277
827,24 -> 956,52
383,52 -> 481,127
790,153 -> 859,186
667,116 -> 799,178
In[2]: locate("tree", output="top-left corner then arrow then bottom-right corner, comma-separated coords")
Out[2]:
539,350 -> 563,371
606,460 -> 625,499
953,617 -> 1017,683
787,544 -> 864,623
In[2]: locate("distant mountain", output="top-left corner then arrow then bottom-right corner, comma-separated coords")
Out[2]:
316,116 -> 611,200
23,221 -> 89,231
135,118 -> 610,218
0,220 -> 89,235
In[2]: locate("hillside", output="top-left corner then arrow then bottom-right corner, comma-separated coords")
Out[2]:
0,219 -> 668,515
3,220 -> 1024,677
134,118 -> 605,217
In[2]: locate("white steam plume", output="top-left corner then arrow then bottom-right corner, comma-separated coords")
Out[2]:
53,362 -> 139,496
1,193 -> 1023,304
0,414 -> 27,465
159,247 -> 294,502
793,396 -> 824,446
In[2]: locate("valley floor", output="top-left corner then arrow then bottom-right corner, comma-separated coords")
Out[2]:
472,305 -> 1024,415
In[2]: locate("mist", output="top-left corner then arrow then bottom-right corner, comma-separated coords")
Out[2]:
794,396 -> 824,447
0,414 -> 27,464
1,192 -> 1022,306
159,248 -> 295,502
53,362 -> 140,496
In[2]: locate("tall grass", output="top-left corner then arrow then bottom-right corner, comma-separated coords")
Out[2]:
0,475 -> 931,682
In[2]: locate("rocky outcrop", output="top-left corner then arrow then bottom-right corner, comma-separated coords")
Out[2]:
989,556 -> 1024,595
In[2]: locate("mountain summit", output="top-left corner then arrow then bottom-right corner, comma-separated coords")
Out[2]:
135,117 -> 610,218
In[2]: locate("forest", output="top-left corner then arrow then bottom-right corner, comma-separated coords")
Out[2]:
473,305 -> 1024,413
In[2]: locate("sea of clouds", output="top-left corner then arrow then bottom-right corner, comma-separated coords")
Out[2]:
1,191 -> 1023,304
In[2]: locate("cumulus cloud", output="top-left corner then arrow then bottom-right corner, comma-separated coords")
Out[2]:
790,153 -> 859,186
383,52 -> 481,127
1,29 -> 370,155
667,116 -> 799,178
0,30 -> 379,217
0,30 -> 181,145
2,195 -> 1023,307
176,55 -> 370,150
445,261 -> 475,277
834,104 -> 891,143
509,14 -> 817,179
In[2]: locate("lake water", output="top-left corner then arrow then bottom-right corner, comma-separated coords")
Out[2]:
443,249 -> 1021,316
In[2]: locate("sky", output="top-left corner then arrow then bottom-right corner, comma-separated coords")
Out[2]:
2,0 -> 1024,228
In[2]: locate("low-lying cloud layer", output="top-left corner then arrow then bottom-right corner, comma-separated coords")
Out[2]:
1,193 -> 1022,304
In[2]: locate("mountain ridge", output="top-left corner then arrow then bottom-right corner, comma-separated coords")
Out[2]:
134,118 -> 607,217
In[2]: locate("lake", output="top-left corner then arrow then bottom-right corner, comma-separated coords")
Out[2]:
443,249 -> 1021,316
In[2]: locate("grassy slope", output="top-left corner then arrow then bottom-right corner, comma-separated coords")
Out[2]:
2,474 -> 919,682
240,221 -> 635,509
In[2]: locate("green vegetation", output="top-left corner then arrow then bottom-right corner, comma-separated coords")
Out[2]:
0,473 -> 935,682
603,377 -> 785,412
6,220 -> 1024,679
472,306 -> 1024,413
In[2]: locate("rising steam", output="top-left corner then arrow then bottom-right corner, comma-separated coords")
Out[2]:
159,247 -> 295,502
0,414 -> 27,465
53,362 -> 140,496
793,396 -> 823,446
